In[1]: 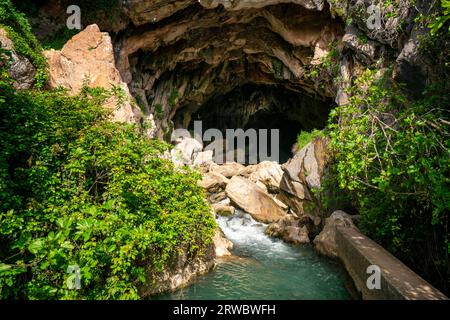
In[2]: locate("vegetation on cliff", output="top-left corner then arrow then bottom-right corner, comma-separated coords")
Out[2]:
325,3 -> 450,292
0,0 -> 215,299
328,70 -> 449,291
0,0 -> 47,87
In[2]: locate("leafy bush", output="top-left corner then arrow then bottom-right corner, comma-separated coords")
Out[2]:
429,0 -> 450,36
328,68 -> 450,293
0,82 -> 215,299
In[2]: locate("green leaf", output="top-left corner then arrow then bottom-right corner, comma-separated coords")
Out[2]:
0,263 -> 12,273
28,239 -> 45,255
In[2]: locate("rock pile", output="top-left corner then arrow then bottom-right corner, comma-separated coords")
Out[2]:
173,135 -> 335,247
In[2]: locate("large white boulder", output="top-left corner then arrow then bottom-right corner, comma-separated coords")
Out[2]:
171,137 -> 203,166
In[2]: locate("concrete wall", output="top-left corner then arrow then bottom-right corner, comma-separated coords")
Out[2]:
335,226 -> 448,300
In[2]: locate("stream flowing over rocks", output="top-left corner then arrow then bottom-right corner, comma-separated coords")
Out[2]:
177,134 -> 339,251
158,133 -> 357,298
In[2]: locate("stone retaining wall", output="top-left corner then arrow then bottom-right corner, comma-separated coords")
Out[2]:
335,226 -> 448,300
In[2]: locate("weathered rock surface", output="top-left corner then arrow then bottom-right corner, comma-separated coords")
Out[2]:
193,150 -> 214,166
114,2 -> 343,138
139,242 -> 215,297
26,0 -> 436,147
171,137 -> 203,166
212,228 -> 234,257
212,203 -> 236,217
279,136 -> 330,215
342,25 -> 377,64
44,25 -> 142,125
266,215 -> 310,245
208,191 -> 228,204
0,28 -> 36,89
225,176 -> 286,223
283,136 -> 330,191
313,210 -> 356,258
198,171 -> 229,193
210,162 -> 246,178
248,161 -> 284,193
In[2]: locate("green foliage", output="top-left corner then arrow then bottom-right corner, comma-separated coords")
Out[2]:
154,104 -> 164,120
271,59 -> 284,78
304,44 -> 340,90
168,89 -> 179,109
0,82 -> 215,299
327,0 -> 347,19
135,95 -> 147,114
328,69 -> 450,292
296,129 -> 323,150
429,0 -> 450,36
110,83 -> 128,109
0,0 -> 47,88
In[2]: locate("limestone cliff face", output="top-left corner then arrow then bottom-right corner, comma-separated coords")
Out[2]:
29,0 -> 437,140
44,25 -> 145,125
117,1 -> 343,138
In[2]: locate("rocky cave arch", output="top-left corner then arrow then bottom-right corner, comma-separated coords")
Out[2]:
113,0 -> 345,162
178,84 -> 333,163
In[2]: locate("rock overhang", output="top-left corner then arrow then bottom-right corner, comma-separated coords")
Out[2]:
112,1 -> 344,139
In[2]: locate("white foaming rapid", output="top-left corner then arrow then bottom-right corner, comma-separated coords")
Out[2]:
216,210 -> 296,260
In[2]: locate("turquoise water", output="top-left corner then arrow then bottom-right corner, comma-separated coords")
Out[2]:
158,212 -> 352,300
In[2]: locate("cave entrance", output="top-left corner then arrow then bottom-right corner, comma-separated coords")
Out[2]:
177,84 -> 333,164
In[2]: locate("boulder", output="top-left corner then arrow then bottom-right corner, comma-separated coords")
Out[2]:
208,191 -> 228,204
215,197 -> 231,206
238,164 -> 259,178
212,203 -> 235,217
266,215 -> 310,245
210,162 -> 245,178
193,150 -> 214,166
284,226 -> 310,245
279,137 -> 330,216
282,136 -> 330,191
272,195 -> 289,211
248,161 -> 284,193
171,137 -> 203,166
225,176 -> 286,223
44,24 -> 142,125
0,28 -> 36,89
139,242 -> 215,297
279,179 -> 311,201
212,228 -> 234,257
313,210 -> 356,258
198,172 -> 229,193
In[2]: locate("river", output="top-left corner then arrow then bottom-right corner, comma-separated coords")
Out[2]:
158,211 -> 352,300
